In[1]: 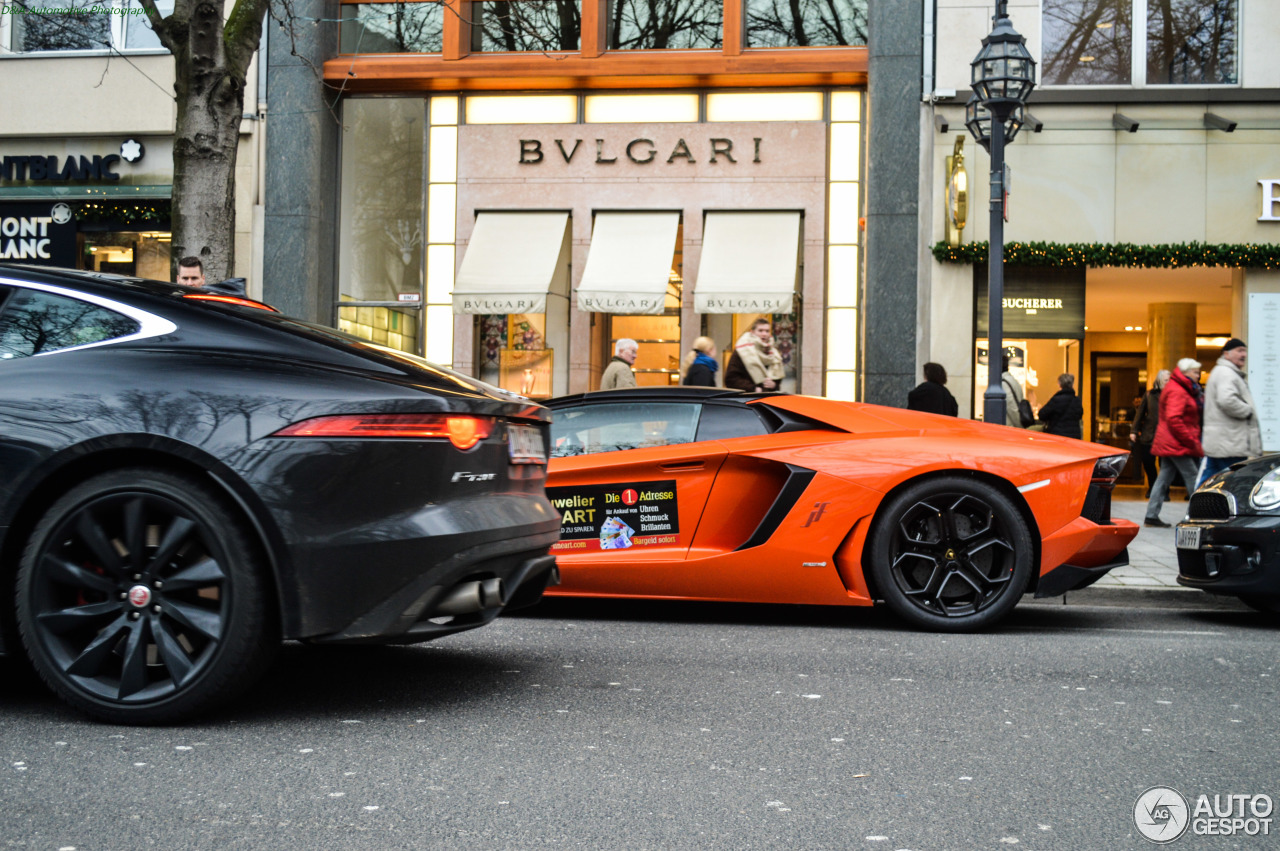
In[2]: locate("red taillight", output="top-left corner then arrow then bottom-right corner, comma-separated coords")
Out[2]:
183,293 -> 280,312
274,414 -> 494,449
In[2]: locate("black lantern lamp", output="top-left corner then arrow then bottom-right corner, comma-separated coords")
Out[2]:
970,11 -> 1036,109
968,1 -> 1037,427
964,95 -> 1026,152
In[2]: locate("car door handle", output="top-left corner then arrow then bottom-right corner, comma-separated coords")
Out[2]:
660,461 -> 706,471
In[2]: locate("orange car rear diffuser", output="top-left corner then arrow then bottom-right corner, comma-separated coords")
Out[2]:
549,481 -> 679,552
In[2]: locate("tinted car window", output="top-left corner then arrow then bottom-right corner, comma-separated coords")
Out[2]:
695,403 -> 768,442
551,402 -> 701,456
0,287 -> 140,360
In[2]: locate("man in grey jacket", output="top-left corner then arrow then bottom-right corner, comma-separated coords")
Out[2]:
1000,355 -> 1026,428
1198,338 -> 1263,487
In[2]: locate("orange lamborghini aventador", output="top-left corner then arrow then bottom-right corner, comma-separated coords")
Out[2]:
544,387 -> 1138,631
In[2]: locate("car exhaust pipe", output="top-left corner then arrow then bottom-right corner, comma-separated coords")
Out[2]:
434,578 -> 507,615
480,577 -> 507,608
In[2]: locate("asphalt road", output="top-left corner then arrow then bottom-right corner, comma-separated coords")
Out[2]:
2,598 -> 1277,850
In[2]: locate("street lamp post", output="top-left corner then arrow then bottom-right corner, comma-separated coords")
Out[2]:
966,0 -> 1035,426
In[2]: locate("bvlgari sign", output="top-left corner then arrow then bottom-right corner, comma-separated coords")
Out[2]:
520,136 -> 763,166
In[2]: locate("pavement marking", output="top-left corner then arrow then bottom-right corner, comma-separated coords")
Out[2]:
1025,626 -> 1226,635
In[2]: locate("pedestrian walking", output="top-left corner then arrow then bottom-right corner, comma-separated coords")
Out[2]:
1198,337 -> 1263,487
1130,370 -> 1169,497
600,338 -> 639,390
1037,373 -> 1083,438
906,362 -> 958,416
1144,358 -> 1204,527
681,337 -> 719,387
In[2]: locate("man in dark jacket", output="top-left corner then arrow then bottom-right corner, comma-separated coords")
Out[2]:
906,362 -> 958,416
1037,373 -> 1083,438
1130,369 -> 1169,497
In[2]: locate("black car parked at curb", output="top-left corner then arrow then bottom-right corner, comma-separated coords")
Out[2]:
1176,453 -> 1280,614
0,264 -> 560,723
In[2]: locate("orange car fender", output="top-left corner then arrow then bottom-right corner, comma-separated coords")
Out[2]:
664,467 -> 881,606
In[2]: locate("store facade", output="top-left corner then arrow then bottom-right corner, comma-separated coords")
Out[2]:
0,135 -> 173,277
0,44 -> 265,289
264,0 -> 932,405
920,0 -> 1280,461
334,90 -> 863,397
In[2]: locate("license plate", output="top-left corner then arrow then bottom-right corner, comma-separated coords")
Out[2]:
508,424 -> 546,464
1175,525 -> 1203,549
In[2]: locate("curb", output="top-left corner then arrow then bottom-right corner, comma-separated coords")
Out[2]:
1025,586 -> 1250,610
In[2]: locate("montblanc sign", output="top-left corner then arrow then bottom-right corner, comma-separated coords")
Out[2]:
0,202 -> 76,265
0,140 -> 144,183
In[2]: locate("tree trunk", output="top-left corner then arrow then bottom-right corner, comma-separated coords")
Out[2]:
140,0 -> 268,283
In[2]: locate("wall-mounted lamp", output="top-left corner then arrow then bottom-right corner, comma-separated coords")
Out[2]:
1112,113 -> 1140,132
1204,112 -> 1237,132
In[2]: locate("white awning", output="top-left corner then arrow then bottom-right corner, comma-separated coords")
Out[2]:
694,212 -> 800,314
576,212 -> 680,315
453,212 -> 570,314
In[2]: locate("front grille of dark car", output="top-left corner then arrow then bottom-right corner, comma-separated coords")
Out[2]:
1187,492 -> 1233,520
1081,484 -> 1113,525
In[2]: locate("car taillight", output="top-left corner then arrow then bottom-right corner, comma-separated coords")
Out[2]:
273,414 -> 494,450
183,293 -> 280,312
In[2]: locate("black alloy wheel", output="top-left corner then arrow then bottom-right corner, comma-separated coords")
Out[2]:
16,469 -> 278,724
868,476 -> 1033,631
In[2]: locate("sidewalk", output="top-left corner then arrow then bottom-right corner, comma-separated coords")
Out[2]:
1031,485 -> 1247,609
1093,487 -> 1182,589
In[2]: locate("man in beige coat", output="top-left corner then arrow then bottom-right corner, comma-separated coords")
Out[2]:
1198,337 -> 1263,487
600,338 -> 638,390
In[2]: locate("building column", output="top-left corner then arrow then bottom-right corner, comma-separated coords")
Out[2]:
864,0 -> 923,405
262,0 -> 341,323
1146,302 -> 1197,379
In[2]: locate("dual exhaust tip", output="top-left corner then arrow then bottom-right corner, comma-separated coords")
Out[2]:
434,577 -> 507,616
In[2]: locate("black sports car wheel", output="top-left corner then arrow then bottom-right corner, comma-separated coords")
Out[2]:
16,469 -> 278,724
868,477 -> 1033,632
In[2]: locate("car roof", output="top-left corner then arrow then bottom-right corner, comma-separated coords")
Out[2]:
0,263 -> 194,298
546,387 -> 779,407
0,264 -> 283,318
0,263 -> 528,403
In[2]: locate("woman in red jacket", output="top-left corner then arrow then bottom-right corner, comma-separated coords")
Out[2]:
1143,358 -> 1203,527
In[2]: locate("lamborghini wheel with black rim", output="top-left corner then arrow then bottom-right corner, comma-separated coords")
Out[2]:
868,476 -> 1034,632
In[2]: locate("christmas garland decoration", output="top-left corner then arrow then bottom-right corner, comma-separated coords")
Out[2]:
73,200 -> 171,226
932,241 -> 1280,269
